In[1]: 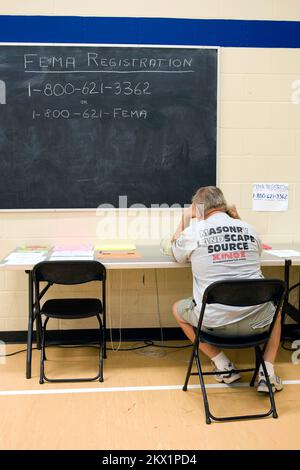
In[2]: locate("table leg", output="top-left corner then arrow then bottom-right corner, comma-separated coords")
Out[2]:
103,278 -> 106,359
282,259 -> 291,326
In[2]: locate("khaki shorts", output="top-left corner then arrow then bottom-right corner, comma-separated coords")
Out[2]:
176,297 -> 274,337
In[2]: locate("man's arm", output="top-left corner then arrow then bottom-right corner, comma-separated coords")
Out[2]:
171,204 -> 196,243
171,205 -> 199,263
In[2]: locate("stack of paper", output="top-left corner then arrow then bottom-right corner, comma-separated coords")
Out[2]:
49,244 -> 94,261
95,240 -> 139,259
95,240 -> 136,253
3,245 -> 50,265
4,252 -> 47,265
16,245 -> 51,253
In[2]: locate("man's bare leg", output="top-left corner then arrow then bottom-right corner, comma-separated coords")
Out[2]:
263,314 -> 281,364
172,302 -> 241,383
257,314 -> 283,392
172,302 -> 221,359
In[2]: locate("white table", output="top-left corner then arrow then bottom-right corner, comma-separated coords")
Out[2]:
2,244 -> 299,270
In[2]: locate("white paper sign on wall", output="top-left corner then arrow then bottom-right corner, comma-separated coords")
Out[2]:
252,183 -> 288,212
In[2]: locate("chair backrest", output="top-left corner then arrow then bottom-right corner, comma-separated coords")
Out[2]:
32,260 -> 106,285
203,278 -> 286,308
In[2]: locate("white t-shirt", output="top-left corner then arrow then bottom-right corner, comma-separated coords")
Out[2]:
172,212 -> 274,328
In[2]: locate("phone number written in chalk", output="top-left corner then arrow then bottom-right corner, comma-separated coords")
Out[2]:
28,81 -> 151,97
32,108 -> 148,119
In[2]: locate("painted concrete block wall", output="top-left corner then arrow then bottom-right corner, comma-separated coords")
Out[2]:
0,1 -> 299,332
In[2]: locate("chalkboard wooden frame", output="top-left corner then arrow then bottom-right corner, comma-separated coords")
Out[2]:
0,43 -> 219,211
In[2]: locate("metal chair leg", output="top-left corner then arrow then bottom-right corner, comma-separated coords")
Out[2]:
26,271 -> 34,379
39,318 -> 49,384
99,343 -> 104,382
183,338 -> 199,391
255,346 -> 278,419
250,347 -> 260,386
185,344 -> 277,424
35,310 -> 42,350
39,328 -> 45,384
26,315 -> 33,380
40,314 -> 104,384
96,313 -> 104,382
102,281 -> 107,360
195,349 -> 211,424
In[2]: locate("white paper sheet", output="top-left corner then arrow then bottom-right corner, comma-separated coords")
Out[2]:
267,250 -> 300,258
51,250 -> 94,257
252,183 -> 288,211
4,253 -> 46,265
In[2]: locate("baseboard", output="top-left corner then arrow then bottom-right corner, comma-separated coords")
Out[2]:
0,327 -> 186,344
2,324 -> 298,344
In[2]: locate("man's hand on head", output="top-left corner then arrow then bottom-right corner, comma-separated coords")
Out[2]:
226,205 -> 241,219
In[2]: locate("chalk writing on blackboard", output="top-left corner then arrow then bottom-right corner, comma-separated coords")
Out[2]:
0,45 -> 217,208
23,53 -> 194,71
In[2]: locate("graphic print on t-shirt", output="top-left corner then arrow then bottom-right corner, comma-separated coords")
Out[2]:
196,224 -> 258,264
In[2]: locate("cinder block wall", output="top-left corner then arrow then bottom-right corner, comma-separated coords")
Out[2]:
0,0 -> 299,333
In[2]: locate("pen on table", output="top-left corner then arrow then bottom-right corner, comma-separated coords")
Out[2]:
98,251 -> 135,255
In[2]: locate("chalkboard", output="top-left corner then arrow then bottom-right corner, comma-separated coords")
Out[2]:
0,45 -> 218,209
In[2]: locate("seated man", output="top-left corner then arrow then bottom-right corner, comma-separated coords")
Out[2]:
171,186 -> 283,393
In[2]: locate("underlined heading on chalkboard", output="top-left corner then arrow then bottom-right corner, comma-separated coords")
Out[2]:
24,53 -> 194,72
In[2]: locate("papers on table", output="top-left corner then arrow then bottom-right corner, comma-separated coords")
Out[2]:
267,250 -> 300,258
15,245 -> 51,253
96,251 -> 141,260
51,250 -> 94,257
49,244 -> 94,261
4,252 -> 47,265
3,244 -> 95,265
53,244 -> 93,253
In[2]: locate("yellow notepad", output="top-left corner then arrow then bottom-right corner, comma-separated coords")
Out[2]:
95,240 -> 136,252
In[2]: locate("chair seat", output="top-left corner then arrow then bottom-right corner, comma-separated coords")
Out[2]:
41,298 -> 102,319
199,330 -> 269,349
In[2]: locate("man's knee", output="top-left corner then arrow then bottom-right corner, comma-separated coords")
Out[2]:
172,301 -> 188,326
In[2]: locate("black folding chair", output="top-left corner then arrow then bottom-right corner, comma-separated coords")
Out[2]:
32,260 -> 106,384
183,278 -> 286,424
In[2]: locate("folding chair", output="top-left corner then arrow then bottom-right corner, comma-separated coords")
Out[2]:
183,278 -> 286,424
32,260 -> 106,384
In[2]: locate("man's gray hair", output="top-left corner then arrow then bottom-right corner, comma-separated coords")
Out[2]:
192,186 -> 227,215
